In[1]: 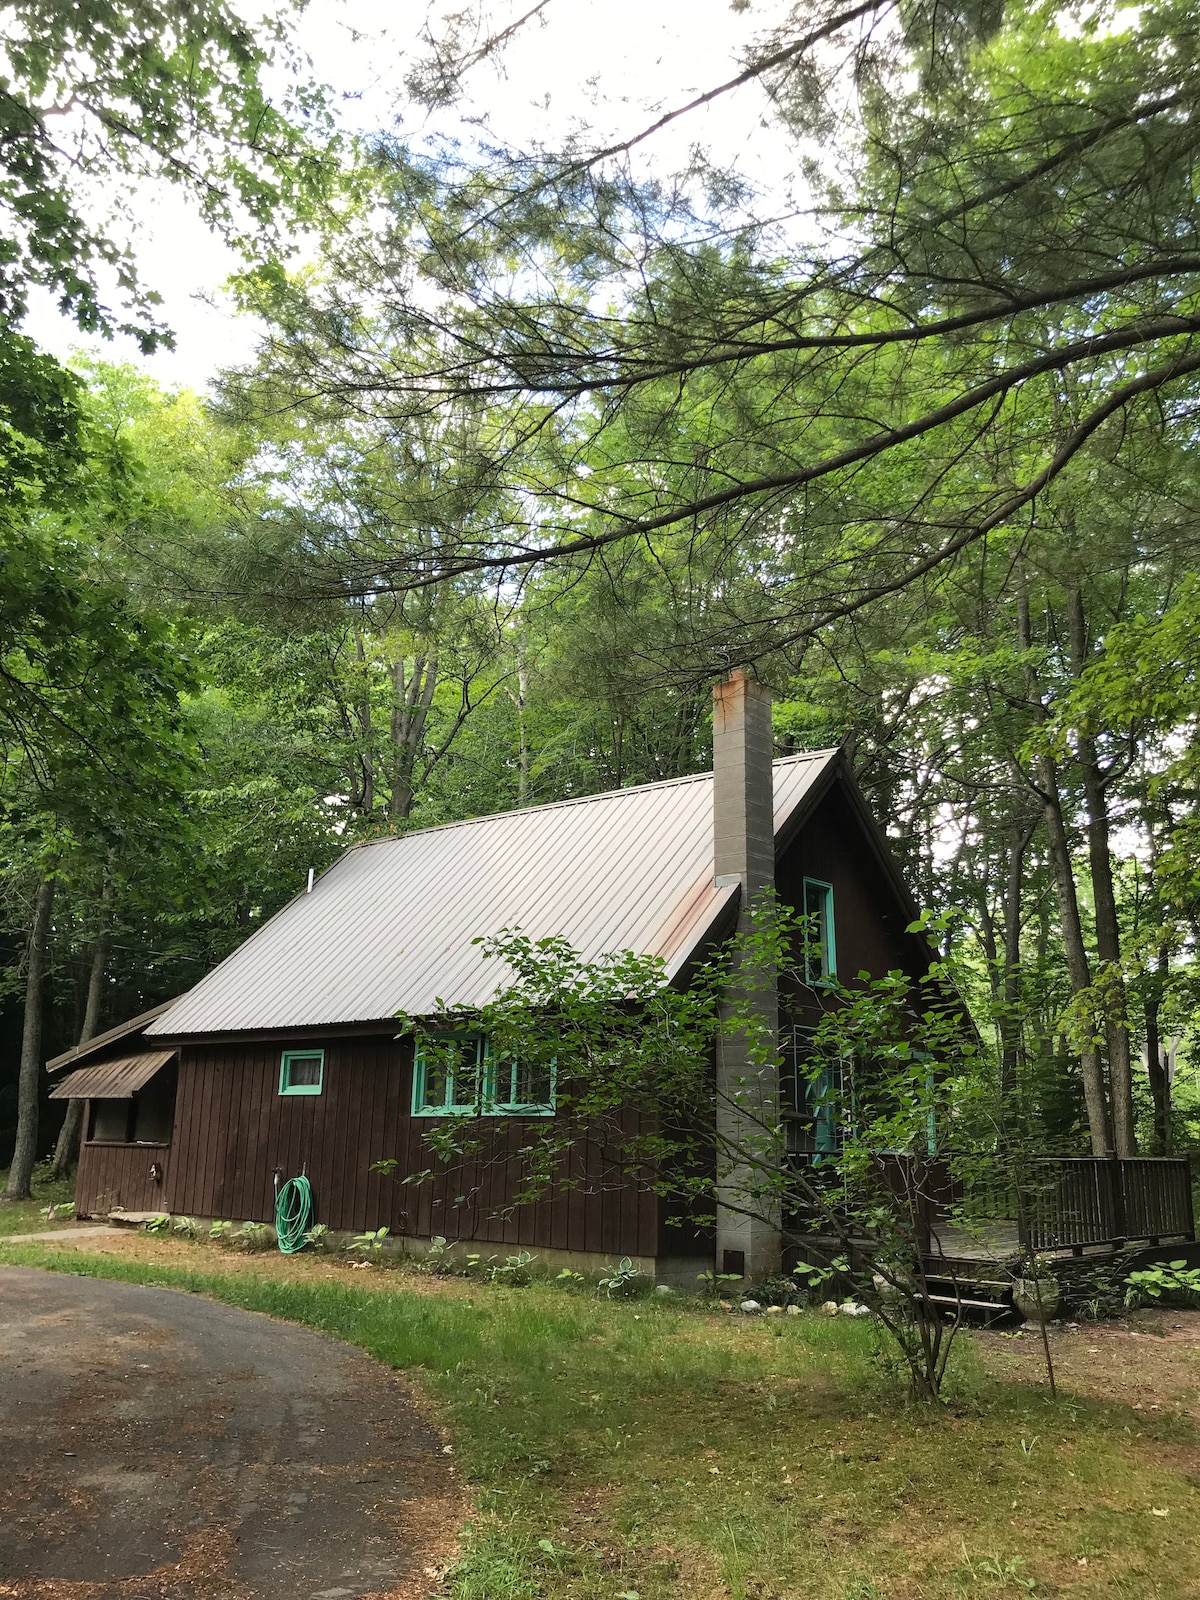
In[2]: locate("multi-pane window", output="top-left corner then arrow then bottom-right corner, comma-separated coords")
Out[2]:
802,877 -> 836,982
494,1054 -> 555,1114
279,1049 -> 324,1096
412,1034 -> 555,1117
781,1024 -> 844,1160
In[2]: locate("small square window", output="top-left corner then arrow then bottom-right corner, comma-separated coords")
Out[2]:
280,1050 -> 324,1096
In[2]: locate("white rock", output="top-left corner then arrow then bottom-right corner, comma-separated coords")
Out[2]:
786,1304 -> 803,1316
653,1284 -> 674,1295
841,1301 -> 871,1317
765,1305 -> 784,1315
739,1299 -> 763,1314
819,1300 -> 841,1316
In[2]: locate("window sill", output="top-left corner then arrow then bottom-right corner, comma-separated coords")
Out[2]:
413,1106 -> 556,1119
84,1140 -> 172,1149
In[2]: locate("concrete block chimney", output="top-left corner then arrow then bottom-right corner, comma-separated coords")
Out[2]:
712,668 -> 782,1283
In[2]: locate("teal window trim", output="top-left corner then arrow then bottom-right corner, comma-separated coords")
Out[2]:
783,1023 -> 847,1160
801,877 -> 837,983
279,1048 -> 324,1096
489,1053 -> 557,1117
412,1033 -> 556,1118
412,1032 -> 487,1117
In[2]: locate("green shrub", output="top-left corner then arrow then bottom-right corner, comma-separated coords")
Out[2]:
1125,1259 -> 1200,1308
347,1226 -> 389,1255
598,1256 -> 645,1298
489,1250 -> 536,1286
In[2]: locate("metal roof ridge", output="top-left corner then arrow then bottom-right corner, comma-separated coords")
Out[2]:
343,748 -> 842,854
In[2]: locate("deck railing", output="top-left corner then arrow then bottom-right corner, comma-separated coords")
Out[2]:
953,1153 -> 1195,1253
1019,1156 -> 1194,1251
790,1150 -> 1195,1257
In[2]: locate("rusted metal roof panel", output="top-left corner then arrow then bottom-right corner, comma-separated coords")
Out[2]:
49,1050 -> 177,1100
146,752 -> 838,1037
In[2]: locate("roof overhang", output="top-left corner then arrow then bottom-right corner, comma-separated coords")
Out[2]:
47,1001 -> 177,1073
49,1049 -> 177,1101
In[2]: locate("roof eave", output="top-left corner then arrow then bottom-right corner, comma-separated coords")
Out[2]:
47,1000 -> 179,1072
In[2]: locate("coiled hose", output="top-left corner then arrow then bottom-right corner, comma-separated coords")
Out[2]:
275,1174 -> 314,1254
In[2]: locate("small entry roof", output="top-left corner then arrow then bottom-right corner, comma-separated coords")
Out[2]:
49,1050 -> 177,1101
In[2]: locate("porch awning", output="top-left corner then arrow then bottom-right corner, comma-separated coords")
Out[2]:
49,1050 -> 176,1101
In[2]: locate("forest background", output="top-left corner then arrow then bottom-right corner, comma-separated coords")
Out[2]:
3,0 -> 1200,1190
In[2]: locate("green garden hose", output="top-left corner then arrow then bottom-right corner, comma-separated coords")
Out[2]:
275,1174 -> 314,1254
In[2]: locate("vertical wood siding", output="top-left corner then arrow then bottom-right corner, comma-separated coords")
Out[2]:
166,1035 -> 659,1258
77,1137 -> 170,1215
777,794 -> 926,1018
143,786 -> 919,1260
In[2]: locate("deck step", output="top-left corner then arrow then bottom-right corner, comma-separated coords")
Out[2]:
924,1292 -> 1010,1313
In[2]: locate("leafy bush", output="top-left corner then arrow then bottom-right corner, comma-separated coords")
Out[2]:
237,1221 -> 271,1252
1063,1261 -> 1127,1321
170,1216 -> 198,1238
415,1234 -> 456,1273
489,1250 -> 536,1286
303,1223 -> 330,1251
1125,1259 -> 1200,1308
208,1220 -> 235,1243
599,1257 -> 645,1298
348,1226 -> 390,1255
143,1214 -> 170,1234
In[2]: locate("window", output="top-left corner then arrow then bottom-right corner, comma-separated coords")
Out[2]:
781,1024 -> 845,1161
412,1034 -> 555,1117
413,1034 -> 487,1115
492,1054 -> 556,1115
279,1049 -> 324,1096
802,877 -> 836,982
89,1099 -> 132,1142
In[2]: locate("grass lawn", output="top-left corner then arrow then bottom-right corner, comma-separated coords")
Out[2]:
0,1165 -> 78,1235
2,1231 -> 1199,1599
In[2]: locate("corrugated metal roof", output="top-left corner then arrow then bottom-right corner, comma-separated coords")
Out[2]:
147,752 -> 839,1037
49,1050 -> 177,1100
47,1000 -> 176,1072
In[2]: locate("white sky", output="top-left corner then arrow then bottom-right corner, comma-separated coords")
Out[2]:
25,0 -> 805,393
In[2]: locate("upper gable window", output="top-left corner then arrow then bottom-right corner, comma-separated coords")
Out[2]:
802,878 -> 836,983
412,1034 -> 555,1117
279,1049 -> 324,1096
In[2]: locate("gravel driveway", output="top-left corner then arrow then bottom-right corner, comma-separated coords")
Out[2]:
0,1266 -> 458,1599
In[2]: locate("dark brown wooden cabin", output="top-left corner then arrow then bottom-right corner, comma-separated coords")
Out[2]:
49,676 -> 937,1280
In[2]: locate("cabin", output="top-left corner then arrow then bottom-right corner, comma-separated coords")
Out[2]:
49,670 -> 942,1280
50,669 -> 1194,1289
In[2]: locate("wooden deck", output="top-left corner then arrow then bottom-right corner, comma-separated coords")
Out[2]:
927,1216 -> 1021,1265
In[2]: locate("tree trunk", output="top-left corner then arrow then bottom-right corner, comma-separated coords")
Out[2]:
389,653 -> 437,820
1144,945 -> 1172,1155
4,873 -> 56,1201
512,640 -> 531,804
1067,587 -> 1136,1154
354,627 -> 374,815
999,814 -> 1036,1106
1019,593 -> 1111,1154
49,875 -> 114,1181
